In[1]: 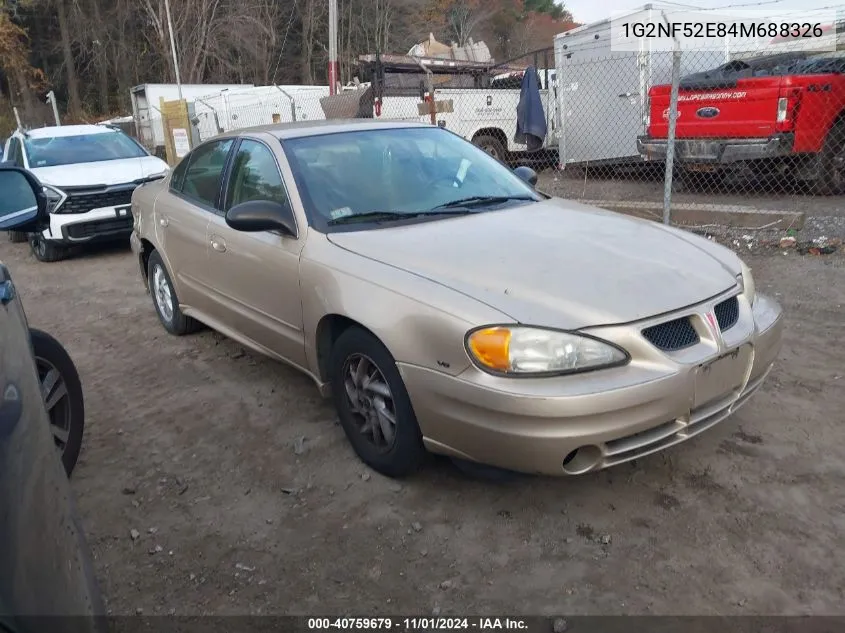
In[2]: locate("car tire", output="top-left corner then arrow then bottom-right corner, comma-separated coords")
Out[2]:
29,234 -> 68,262
147,249 -> 201,336
30,328 -> 85,477
330,327 -> 426,478
9,231 -> 28,243
473,134 -> 507,162
815,120 -> 845,195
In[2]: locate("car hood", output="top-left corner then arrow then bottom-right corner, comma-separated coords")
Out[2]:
31,156 -> 169,188
327,198 -> 741,329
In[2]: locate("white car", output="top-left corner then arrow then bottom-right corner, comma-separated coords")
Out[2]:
2,124 -> 169,262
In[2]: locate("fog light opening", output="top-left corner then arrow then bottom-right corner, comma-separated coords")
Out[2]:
562,445 -> 602,475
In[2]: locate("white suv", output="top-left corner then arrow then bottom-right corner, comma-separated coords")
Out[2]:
3,125 -> 169,262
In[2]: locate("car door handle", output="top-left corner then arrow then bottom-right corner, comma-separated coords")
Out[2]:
159,216 -> 169,228
210,237 -> 227,253
0,280 -> 15,306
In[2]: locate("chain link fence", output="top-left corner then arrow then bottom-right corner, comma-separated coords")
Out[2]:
137,33 -> 845,227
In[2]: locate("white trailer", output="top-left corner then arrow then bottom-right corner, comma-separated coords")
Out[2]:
130,83 -> 253,150
554,4 -> 726,166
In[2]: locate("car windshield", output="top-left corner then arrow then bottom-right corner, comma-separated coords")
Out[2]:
282,127 -> 541,227
24,131 -> 147,168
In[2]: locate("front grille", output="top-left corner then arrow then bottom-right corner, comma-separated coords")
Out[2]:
714,296 -> 739,331
65,216 -> 133,239
642,317 -> 699,351
58,188 -> 135,214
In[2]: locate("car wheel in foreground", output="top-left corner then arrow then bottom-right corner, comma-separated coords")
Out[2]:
30,328 -> 85,477
330,327 -> 426,478
147,250 -> 201,336
29,234 -> 68,262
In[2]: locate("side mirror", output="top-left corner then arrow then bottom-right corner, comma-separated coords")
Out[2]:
0,167 -> 46,232
513,165 -> 538,187
225,200 -> 297,237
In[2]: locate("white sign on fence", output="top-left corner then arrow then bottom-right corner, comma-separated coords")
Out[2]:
172,128 -> 190,158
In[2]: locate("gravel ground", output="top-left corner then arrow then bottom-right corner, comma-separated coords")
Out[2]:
1,233 -> 844,616
537,171 -> 845,241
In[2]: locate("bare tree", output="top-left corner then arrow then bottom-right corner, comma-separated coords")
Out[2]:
0,0 -> 575,131
54,0 -> 81,115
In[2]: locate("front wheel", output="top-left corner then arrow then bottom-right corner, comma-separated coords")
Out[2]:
330,327 -> 426,478
29,233 -> 68,263
30,328 -> 85,476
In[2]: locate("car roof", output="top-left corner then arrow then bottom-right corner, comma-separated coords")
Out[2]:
217,119 -> 432,141
21,124 -> 115,139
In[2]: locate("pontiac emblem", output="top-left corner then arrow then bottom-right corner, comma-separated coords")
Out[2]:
705,311 -> 721,342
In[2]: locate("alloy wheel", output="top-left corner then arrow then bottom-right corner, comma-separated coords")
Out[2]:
342,353 -> 397,451
35,356 -> 72,455
152,264 -> 174,322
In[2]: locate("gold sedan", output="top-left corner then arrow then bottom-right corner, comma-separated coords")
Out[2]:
130,121 -> 783,478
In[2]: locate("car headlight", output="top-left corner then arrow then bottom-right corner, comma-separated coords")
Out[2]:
42,184 -> 67,213
465,326 -> 628,376
738,261 -> 756,305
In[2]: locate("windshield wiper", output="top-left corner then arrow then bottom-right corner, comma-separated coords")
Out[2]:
328,209 -> 474,225
328,211 -> 409,225
432,195 -> 537,210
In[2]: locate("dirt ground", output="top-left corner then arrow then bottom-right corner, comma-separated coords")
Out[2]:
2,237 -> 844,616
537,168 -> 845,217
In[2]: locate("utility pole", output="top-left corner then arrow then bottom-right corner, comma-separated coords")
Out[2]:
328,0 -> 339,95
46,91 -> 61,126
164,0 -> 183,100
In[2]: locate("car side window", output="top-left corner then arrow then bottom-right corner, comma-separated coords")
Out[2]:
8,138 -> 23,167
225,139 -> 289,211
169,155 -> 190,193
180,138 -> 234,209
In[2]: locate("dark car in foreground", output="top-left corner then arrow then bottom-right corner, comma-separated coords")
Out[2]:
0,166 -> 103,629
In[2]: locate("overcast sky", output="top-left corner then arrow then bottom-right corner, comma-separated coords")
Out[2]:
563,0 -> 844,26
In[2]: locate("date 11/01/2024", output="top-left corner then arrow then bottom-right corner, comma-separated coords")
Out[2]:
308,618 -> 529,631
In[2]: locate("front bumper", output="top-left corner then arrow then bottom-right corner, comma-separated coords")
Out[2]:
637,134 -> 794,164
46,206 -> 134,244
400,291 -> 783,476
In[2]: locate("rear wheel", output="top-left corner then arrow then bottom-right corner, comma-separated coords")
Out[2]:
30,328 -> 85,477
815,120 -> 845,195
330,327 -> 426,478
473,134 -> 507,162
147,249 -> 201,336
8,231 -> 28,243
30,233 -> 68,262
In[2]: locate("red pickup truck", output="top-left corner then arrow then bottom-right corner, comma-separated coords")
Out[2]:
638,52 -> 845,194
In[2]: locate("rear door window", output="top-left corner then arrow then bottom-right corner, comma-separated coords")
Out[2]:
180,139 -> 234,209
169,156 -> 190,193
